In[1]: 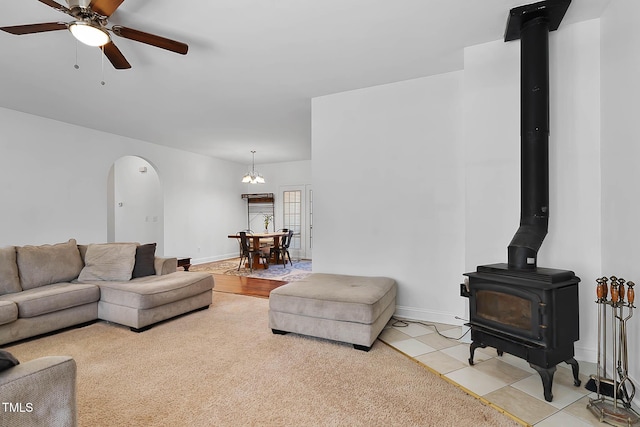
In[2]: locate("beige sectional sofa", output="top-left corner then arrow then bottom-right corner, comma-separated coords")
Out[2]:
0,355 -> 77,427
0,239 -> 214,345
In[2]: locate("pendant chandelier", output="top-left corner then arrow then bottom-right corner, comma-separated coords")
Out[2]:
241,150 -> 265,184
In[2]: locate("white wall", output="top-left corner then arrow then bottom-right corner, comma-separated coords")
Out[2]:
112,156 -> 164,253
0,107 -> 247,263
312,18 -> 602,362
601,0 -> 640,402
463,33 -> 520,268
464,20 -> 602,362
312,71 -> 466,323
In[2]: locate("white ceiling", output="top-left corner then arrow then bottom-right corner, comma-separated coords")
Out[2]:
0,0 -> 609,165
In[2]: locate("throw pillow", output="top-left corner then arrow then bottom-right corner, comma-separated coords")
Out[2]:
16,239 -> 84,290
77,243 -> 137,282
132,243 -> 157,278
0,349 -> 19,372
0,246 -> 21,296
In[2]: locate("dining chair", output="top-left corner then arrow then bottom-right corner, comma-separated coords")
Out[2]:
266,228 -> 287,251
235,229 -> 252,256
237,231 -> 269,272
270,229 -> 293,268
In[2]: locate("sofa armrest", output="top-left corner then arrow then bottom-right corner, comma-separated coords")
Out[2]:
0,356 -> 77,427
154,257 -> 178,275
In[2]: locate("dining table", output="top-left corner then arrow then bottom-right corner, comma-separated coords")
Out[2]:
228,231 -> 289,270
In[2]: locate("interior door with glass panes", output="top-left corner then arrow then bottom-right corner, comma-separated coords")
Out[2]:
280,185 -> 312,260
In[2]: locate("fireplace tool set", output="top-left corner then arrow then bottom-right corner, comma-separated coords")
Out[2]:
587,276 -> 639,426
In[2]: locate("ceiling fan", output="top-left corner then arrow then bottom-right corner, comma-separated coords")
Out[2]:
0,0 -> 188,69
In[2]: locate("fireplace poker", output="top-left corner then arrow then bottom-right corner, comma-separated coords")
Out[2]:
589,277 -> 618,399
615,280 -> 635,407
612,277 -> 620,406
594,277 -> 609,396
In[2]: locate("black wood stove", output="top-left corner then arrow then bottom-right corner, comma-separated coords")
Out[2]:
462,0 -> 582,402
462,264 -> 580,402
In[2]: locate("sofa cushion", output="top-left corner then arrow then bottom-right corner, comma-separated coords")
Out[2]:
155,257 -> 178,276
0,283 -> 100,318
16,239 -> 84,290
77,244 -> 89,262
78,242 -> 140,264
132,243 -> 156,278
0,301 -> 18,326
0,246 -> 21,296
0,349 -> 19,372
78,243 -> 137,282
97,272 -> 214,309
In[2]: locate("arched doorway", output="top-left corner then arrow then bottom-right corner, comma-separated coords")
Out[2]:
107,156 -> 164,255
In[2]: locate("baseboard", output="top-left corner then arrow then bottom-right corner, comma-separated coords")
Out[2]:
574,344 -> 597,364
190,254 -> 237,265
394,305 -> 467,327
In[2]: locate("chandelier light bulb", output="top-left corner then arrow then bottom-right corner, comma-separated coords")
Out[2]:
241,150 -> 265,184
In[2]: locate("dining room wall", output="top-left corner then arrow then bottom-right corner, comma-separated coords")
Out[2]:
245,159 -> 312,232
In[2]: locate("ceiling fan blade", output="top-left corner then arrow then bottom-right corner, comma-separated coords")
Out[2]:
89,0 -> 125,18
112,25 -> 188,55
37,0 -> 71,15
103,41 -> 131,69
0,22 -> 67,35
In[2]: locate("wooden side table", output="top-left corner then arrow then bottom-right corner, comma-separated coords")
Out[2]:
177,258 -> 191,271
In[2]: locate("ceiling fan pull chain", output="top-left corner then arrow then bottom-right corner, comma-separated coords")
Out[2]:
74,40 -> 79,70
100,45 -> 106,86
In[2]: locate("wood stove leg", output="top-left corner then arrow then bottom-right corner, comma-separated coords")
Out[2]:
564,358 -> 581,387
530,363 -> 557,402
468,341 -> 486,366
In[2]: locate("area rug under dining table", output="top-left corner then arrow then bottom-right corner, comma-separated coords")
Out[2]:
190,257 -> 312,282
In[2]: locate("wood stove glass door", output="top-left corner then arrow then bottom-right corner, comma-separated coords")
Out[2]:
472,286 -> 542,341
477,290 -> 531,330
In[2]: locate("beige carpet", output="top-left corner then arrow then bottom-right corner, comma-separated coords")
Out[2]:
6,293 -> 519,427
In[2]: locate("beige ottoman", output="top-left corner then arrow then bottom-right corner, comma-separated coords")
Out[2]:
269,273 -> 397,351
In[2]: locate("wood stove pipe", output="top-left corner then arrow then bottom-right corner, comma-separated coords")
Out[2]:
504,0 -> 570,270
508,15 -> 550,270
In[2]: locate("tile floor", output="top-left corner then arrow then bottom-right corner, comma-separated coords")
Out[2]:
379,318 -> 639,426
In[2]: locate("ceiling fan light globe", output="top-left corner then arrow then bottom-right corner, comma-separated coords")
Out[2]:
69,21 -> 110,46
241,174 -> 253,183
